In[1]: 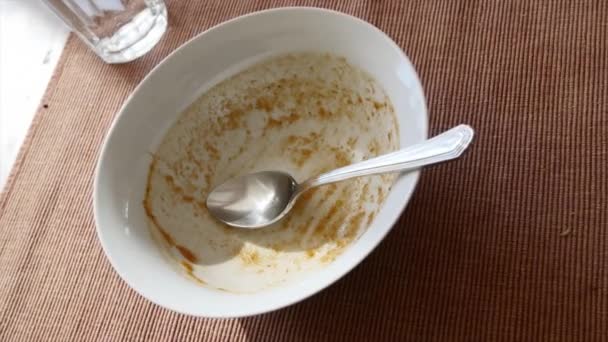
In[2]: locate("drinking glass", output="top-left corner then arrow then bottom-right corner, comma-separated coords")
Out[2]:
43,0 -> 168,63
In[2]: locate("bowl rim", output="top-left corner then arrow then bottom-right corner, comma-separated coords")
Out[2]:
93,6 -> 428,318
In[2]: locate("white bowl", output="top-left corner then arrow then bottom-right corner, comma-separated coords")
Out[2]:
94,7 -> 427,317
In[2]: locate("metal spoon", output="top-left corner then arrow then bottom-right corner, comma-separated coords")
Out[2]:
206,124 -> 474,229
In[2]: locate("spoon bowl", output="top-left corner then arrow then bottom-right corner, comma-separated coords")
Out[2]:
207,171 -> 297,228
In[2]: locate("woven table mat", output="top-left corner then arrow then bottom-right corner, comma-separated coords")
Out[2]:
1,0 -> 607,340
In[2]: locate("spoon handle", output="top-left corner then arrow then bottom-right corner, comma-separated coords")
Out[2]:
299,124 -> 474,191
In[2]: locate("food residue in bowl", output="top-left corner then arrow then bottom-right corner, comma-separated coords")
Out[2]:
143,52 -> 399,293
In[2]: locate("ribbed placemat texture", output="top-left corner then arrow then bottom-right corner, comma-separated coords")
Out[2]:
1,0 -> 607,340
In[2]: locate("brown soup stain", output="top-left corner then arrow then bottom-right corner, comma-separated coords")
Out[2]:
256,97 -> 274,111
306,249 -> 316,258
265,117 -> 282,129
219,109 -> 244,130
343,211 -> 366,241
293,148 -> 313,167
322,183 -> 338,199
373,101 -> 385,110
312,199 -> 343,236
360,183 -> 370,201
163,173 -> 201,206
176,245 -> 198,263
318,107 -> 332,119
204,142 -> 220,160
144,198 -> 176,248
296,216 -> 316,236
366,212 -> 376,226
347,137 -> 358,148
158,228 -> 175,246
368,140 -> 380,155
239,249 -> 261,266
329,147 -> 351,168
377,187 -> 385,204
322,210 -> 350,241
187,270 -> 206,285
264,112 -> 301,131
297,186 -> 320,203
164,175 -> 179,192
320,239 -> 349,264
181,260 -> 193,273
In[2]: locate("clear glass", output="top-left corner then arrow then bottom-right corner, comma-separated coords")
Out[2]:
43,0 -> 168,63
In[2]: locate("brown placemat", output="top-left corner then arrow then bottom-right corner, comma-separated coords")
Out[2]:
1,0 -> 607,340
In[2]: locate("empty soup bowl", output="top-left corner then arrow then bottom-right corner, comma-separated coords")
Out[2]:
94,7 -> 427,317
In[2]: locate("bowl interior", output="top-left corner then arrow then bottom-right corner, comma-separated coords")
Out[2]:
94,7 -> 427,317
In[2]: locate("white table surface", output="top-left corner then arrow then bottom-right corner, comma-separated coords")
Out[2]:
0,0 -> 69,188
